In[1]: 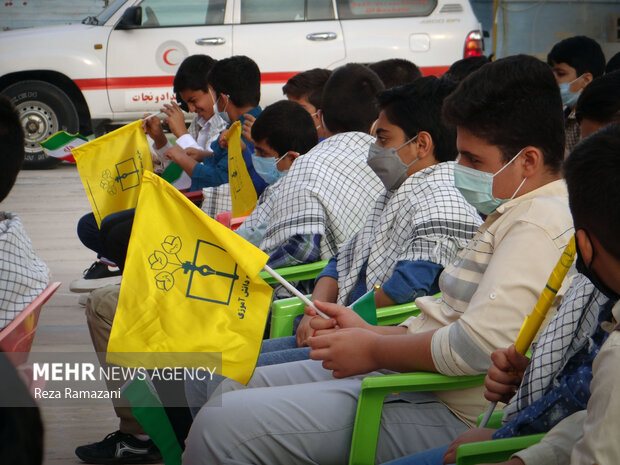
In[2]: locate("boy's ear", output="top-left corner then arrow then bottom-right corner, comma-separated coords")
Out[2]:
519,146 -> 544,178
286,151 -> 300,162
571,73 -> 593,92
576,229 -> 593,266
415,131 -> 434,159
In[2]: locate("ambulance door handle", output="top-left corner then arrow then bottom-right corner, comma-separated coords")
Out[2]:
306,32 -> 337,41
195,37 -> 226,46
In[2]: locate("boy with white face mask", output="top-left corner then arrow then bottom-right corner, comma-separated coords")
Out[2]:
183,55 -> 575,465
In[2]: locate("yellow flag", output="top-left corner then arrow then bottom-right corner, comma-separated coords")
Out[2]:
73,120 -> 153,226
107,171 -> 273,385
227,121 -> 257,218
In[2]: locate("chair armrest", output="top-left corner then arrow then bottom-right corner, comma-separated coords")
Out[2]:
455,433 -> 545,465
259,260 -> 329,285
269,295 -> 309,339
349,372 -> 486,465
476,411 -> 504,429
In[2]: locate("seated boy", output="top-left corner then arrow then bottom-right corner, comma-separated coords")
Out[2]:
0,96 -> 49,330
575,70 -> 620,139
547,36 -> 606,154
71,54 -> 227,293
144,53 -> 227,189
295,76 -> 483,345
164,55 -> 268,195
282,68 -> 332,141
238,63 -> 384,272
463,123 -> 620,465
183,55 -> 574,464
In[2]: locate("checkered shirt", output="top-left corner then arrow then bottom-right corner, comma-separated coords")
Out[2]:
201,183 -> 232,219
335,162 -> 482,306
503,273 -> 607,421
243,132 -> 383,258
0,213 -> 49,329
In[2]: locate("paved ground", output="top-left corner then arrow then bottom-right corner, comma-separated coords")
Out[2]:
4,163 -> 127,464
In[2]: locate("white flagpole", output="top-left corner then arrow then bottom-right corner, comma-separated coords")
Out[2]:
262,264 -> 329,319
142,111 -> 164,121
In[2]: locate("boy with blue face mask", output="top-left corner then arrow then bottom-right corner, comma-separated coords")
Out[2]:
182,55 -> 576,465
547,36 -> 606,155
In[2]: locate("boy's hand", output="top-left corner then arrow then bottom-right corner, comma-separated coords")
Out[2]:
442,428 -> 496,464
308,327 -> 379,378
164,145 -> 185,163
484,345 -> 530,403
296,314 -> 315,348
185,147 -> 211,161
161,102 -> 189,138
307,300 -> 370,334
142,113 -> 167,149
242,113 -> 256,145
218,129 -> 229,149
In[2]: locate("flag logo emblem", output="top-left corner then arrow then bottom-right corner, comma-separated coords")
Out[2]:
148,236 -> 240,306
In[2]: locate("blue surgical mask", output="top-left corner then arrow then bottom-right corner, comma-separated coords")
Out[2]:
251,153 -> 288,185
559,82 -> 580,109
454,149 -> 527,215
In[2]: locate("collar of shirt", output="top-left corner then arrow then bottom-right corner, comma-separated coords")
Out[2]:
492,178 -> 567,216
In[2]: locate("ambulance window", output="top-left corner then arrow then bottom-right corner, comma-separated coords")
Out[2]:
240,0 -> 305,23
336,0 -> 437,19
307,0 -> 336,20
137,0 -> 225,27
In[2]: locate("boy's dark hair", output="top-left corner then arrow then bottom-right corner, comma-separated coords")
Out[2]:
564,123 -> 620,260
0,96 -> 24,202
321,63 -> 385,134
367,58 -> 422,89
606,51 -> 620,74
377,76 -> 458,162
282,68 -> 332,110
173,54 -> 216,93
173,54 -> 217,111
547,36 -> 606,78
575,71 -> 620,125
208,55 -> 261,108
443,54 -> 565,172
444,56 -> 490,83
251,100 -> 318,156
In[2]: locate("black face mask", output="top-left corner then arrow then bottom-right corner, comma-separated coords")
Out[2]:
575,232 -> 620,301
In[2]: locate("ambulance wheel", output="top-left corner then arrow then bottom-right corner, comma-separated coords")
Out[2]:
3,80 -> 79,169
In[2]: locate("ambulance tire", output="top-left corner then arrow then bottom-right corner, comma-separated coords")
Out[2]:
3,80 -> 79,169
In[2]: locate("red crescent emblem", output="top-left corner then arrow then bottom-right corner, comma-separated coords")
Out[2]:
163,49 -> 178,66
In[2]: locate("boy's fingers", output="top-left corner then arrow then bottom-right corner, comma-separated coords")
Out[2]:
314,300 -> 347,318
309,316 -> 336,331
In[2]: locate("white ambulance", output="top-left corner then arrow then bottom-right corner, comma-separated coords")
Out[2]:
0,0 -> 482,168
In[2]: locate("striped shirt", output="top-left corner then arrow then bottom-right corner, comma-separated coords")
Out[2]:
401,179 -> 575,426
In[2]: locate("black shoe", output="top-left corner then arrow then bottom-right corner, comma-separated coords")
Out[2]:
70,261 -> 122,293
75,431 -> 162,464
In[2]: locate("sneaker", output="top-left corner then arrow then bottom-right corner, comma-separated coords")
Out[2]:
75,431 -> 161,464
70,261 -> 122,293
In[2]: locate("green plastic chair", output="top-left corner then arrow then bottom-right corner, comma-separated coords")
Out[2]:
348,372 -> 487,465
258,260 -> 329,286
455,433 -> 545,464
269,295 -> 431,339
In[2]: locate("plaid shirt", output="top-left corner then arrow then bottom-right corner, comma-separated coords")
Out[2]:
502,274 -> 608,421
335,162 -> 482,306
495,281 -> 613,439
0,213 -> 49,329
243,132 -> 384,259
